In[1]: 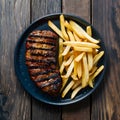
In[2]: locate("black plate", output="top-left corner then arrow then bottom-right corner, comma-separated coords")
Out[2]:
14,13 -> 107,105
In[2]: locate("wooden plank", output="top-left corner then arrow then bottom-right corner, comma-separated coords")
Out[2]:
0,0 -> 31,120
31,0 -> 61,21
62,0 -> 90,22
31,0 -> 62,120
62,0 -> 91,120
91,0 -> 120,119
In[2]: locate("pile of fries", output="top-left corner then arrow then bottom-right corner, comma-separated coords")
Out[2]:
48,14 -> 104,99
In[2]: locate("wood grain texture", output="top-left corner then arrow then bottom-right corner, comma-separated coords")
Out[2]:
31,0 -> 61,21
31,0 -> 62,120
0,0 -> 31,120
62,0 -> 90,120
62,0 -> 90,22
91,0 -> 120,119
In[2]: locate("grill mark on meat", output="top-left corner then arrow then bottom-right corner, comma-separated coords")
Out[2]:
31,52 -> 56,57
27,40 -> 56,46
26,56 -> 56,63
28,64 -> 56,69
26,47 -> 56,51
27,36 -> 57,42
29,35 -> 58,40
37,77 -> 61,88
28,68 -> 59,76
26,42 -> 56,50
26,58 -> 56,64
34,73 -> 60,82
31,72 -> 59,81
26,49 -> 56,57
26,61 -> 50,67
30,70 -> 56,76
26,59 -> 56,64
30,30 -> 58,39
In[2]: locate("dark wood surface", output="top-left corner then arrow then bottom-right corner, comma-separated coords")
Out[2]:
0,0 -> 120,120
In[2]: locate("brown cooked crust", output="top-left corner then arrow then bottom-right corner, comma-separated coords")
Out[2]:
25,30 -> 62,96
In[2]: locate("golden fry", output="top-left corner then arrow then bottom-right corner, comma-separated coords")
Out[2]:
92,65 -> 104,79
67,29 -> 75,41
93,51 -> 104,65
64,55 -> 74,66
59,38 -> 63,66
71,86 -> 82,99
89,65 -> 104,87
75,52 -> 85,62
77,61 -> 82,79
72,79 -> 81,89
70,20 -> 99,43
62,80 -> 74,98
60,61 -> 66,74
73,32 -> 82,41
48,20 -> 64,40
60,78 -> 69,92
71,74 -> 78,80
82,53 -> 89,88
62,60 -> 74,78
62,46 -> 71,56
74,46 -> 93,52
64,20 -> 73,31
86,26 -> 92,36
89,66 -> 97,76
63,41 -> 100,48
60,15 -> 69,40
87,53 -> 93,71
73,52 -> 78,79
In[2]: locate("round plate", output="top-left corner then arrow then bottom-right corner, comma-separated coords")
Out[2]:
14,13 -> 107,105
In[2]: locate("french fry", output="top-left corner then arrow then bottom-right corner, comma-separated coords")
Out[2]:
64,55 -> 74,66
63,41 -> 100,48
62,60 -> 74,78
92,65 -> 104,79
48,20 -> 65,40
73,52 -> 78,79
87,53 -> 93,71
67,29 -> 75,41
60,78 -> 69,92
77,61 -> 82,79
59,38 -> 63,66
72,79 -> 81,89
71,74 -> 78,80
62,46 -> 71,56
86,26 -> 92,36
60,61 -> 66,74
73,32 -> 82,41
70,20 -> 99,43
89,65 -> 104,87
60,15 -> 69,40
93,51 -> 104,65
71,86 -> 82,99
75,52 -> 85,62
88,76 -> 94,88
89,66 -> 97,76
62,80 -> 74,98
82,53 -> 89,88
74,46 -> 93,52
64,20 -> 73,31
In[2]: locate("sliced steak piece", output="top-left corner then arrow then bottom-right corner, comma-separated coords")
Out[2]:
25,30 -> 62,96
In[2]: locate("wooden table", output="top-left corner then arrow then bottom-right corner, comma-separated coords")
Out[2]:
0,0 -> 120,120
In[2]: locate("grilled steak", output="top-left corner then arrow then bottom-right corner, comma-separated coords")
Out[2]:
25,30 -> 62,96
